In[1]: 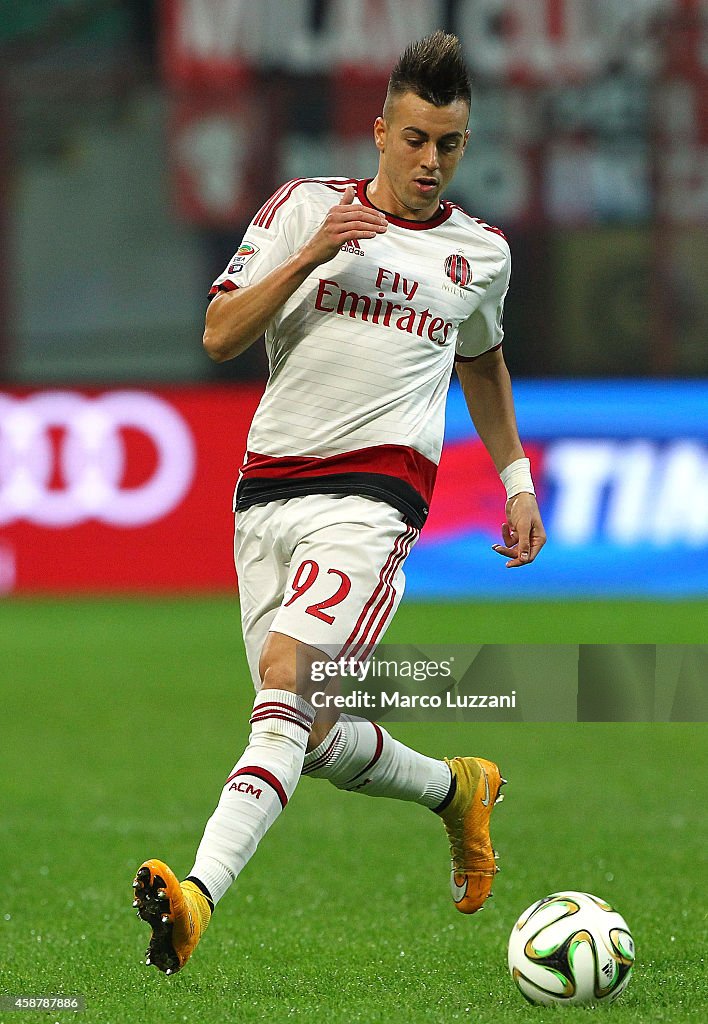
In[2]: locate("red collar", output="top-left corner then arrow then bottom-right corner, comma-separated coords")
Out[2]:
356,179 -> 452,230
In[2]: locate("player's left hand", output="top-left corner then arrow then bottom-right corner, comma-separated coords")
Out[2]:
492,492 -> 546,568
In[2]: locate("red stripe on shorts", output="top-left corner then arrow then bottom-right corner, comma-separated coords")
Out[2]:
349,529 -> 415,663
338,526 -> 417,662
337,530 -> 408,661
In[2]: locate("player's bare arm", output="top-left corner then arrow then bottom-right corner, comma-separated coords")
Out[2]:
456,351 -> 546,567
203,187 -> 387,363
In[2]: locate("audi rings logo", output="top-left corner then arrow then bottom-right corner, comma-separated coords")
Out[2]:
0,391 -> 196,527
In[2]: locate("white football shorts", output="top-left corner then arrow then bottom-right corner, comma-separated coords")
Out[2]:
234,493 -> 419,690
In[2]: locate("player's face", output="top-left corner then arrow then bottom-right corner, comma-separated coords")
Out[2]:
371,91 -> 470,220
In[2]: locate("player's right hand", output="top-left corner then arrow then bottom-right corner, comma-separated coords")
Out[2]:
298,185 -> 388,268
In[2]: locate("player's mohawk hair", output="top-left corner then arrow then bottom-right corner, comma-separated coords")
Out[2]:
386,30 -> 471,110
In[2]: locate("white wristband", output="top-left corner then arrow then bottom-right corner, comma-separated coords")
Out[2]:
500,457 -> 535,499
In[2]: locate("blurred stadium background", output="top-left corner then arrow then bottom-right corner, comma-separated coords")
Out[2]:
1,6 -> 706,1022
1,0 -> 706,619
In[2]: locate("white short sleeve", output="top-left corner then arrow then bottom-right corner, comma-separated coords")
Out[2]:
455,248 -> 511,360
208,182 -> 311,299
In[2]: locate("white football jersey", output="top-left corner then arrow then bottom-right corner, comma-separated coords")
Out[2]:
209,177 -> 510,528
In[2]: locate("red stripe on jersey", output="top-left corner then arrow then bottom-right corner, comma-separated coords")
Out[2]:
449,205 -> 508,242
261,177 -> 358,230
240,444 -> 437,505
480,223 -> 507,241
357,179 -> 453,231
253,179 -> 302,228
255,178 -> 358,229
209,281 -> 239,296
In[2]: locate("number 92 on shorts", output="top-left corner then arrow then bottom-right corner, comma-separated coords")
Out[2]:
234,493 -> 419,688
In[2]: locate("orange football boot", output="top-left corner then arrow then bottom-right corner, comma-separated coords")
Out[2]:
439,756 -> 506,914
132,859 -> 212,974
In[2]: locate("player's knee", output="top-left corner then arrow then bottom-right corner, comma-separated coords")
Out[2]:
258,632 -> 325,701
258,657 -> 298,694
258,632 -> 299,693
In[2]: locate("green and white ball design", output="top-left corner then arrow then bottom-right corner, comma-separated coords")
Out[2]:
508,891 -> 635,1006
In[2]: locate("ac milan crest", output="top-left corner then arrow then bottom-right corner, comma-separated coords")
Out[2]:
444,254 -> 472,286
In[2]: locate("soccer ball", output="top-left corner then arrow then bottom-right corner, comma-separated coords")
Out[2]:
507,891 -> 635,1006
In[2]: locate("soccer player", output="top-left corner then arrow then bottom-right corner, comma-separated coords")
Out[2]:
132,30 -> 546,974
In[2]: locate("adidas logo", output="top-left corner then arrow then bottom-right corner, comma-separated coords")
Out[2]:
341,239 -> 365,256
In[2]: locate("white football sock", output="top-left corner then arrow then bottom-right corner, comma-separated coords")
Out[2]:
302,716 -> 451,808
189,689 -> 314,904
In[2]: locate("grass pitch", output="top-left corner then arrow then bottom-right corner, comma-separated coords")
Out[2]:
1,598 -> 706,1023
